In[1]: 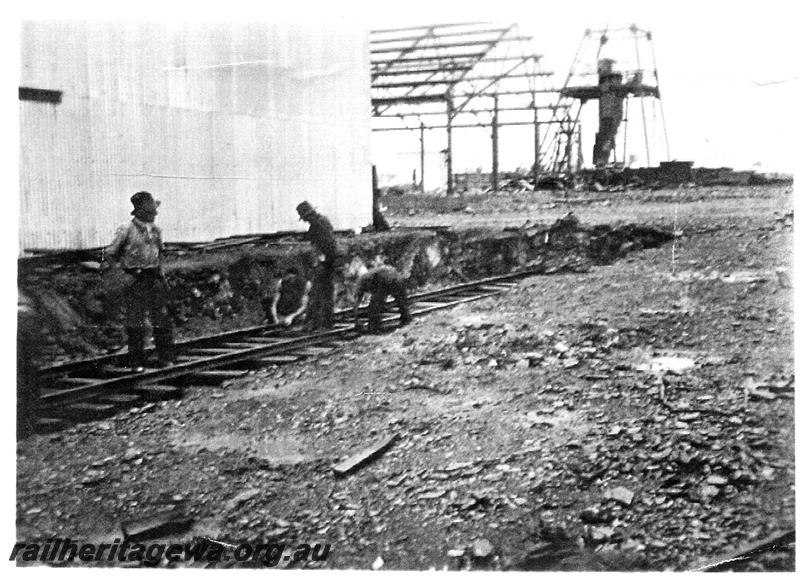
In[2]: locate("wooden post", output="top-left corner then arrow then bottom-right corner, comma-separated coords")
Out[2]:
372,164 -> 379,216
446,93 -> 454,195
491,93 -> 499,193
566,127 -> 573,178
532,58 -> 541,180
419,121 -> 425,193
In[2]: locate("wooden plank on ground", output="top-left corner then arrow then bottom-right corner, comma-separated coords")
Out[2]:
36,417 -> 64,431
196,370 -> 248,379
293,346 -> 335,356
100,394 -> 141,403
175,355 -> 212,363
413,300 -> 448,307
218,342 -> 263,349
333,433 -> 400,477
54,377 -> 105,387
245,337 -> 286,344
134,384 -> 181,399
101,366 -> 138,375
191,348 -> 240,355
66,402 -> 118,418
699,529 -> 795,572
252,355 -> 300,364
480,284 -> 512,291
122,511 -> 194,541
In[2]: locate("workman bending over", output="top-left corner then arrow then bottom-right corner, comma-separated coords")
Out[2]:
105,191 -> 174,372
352,265 -> 412,333
296,201 -> 339,330
268,267 -> 312,327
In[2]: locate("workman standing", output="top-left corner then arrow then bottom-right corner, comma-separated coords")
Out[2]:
352,265 -> 412,333
268,267 -> 312,327
105,191 -> 174,372
296,201 -> 339,330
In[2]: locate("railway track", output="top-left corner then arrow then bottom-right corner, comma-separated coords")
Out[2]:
32,267 -> 547,433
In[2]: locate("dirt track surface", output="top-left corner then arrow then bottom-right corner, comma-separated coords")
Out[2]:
16,185 -> 794,570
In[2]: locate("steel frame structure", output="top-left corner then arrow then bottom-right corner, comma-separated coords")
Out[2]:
370,22 -> 565,194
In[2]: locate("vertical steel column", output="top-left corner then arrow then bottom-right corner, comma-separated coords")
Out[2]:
622,97 -> 629,166
419,121 -> 426,193
633,30 -> 651,167
566,127 -> 573,177
446,93 -> 454,195
491,93 -> 499,193
533,108 -> 541,179
532,59 -> 541,180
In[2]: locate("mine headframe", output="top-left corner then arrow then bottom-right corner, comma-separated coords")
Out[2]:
550,25 -> 670,171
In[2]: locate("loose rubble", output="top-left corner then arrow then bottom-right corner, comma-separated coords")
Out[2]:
15,185 -> 793,570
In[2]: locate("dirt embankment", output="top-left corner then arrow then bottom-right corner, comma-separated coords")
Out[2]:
18,219 -> 672,367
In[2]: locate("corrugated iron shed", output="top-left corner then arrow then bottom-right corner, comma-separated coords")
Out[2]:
20,22 -> 372,251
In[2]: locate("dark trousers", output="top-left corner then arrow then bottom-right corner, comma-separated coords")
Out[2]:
125,269 -> 172,329
124,269 -> 174,365
306,262 -> 335,330
367,287 -> 411,332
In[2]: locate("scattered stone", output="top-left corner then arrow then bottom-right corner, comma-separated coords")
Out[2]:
749,389 -> 777,401
637,356 -> 695,374
371,556 -> 384,570
418,490 -> 446,500
447,549 -> 465,558
580,505 -> 613,524
472,538 -> 494,558
588,526 -> 615,543
699,485 -> 720,500
604,486 -> 635,506
554,342 -> 570,354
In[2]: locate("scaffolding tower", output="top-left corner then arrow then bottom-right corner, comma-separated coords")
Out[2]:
547,24 -> 670,174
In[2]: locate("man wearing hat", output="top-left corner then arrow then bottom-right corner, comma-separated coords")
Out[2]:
296,200 -> 339,330
105,191 -> 174,371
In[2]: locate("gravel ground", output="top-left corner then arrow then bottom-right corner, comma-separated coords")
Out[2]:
16,185 -> 794,570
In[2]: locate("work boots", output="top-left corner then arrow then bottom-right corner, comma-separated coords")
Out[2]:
127,327 -> 146,373
153,327 -> 175,367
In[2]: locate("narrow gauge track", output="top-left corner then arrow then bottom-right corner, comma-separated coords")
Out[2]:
33,267 -> 545,431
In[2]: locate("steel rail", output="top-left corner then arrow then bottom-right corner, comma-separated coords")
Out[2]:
35,266 -> 546,409
38,291 -> 498,406
38,266 -> 540,378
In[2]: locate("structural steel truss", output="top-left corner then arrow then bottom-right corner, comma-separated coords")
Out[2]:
370,22 -> 565,193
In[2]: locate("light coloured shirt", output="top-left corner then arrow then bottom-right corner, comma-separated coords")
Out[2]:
107,217 -> 164,270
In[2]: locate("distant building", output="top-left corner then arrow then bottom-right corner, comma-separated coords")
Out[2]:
19,22 -> 372,250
